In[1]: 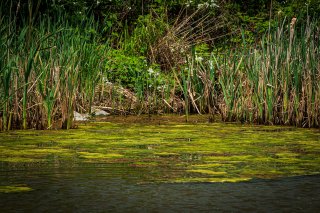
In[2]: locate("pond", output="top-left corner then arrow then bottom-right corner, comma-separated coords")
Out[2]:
1,115 -> 320,212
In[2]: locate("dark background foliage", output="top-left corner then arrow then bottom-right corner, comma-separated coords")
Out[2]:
4,0 -> 318,26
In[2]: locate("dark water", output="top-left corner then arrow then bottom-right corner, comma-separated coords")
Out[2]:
1,164 -> 320,213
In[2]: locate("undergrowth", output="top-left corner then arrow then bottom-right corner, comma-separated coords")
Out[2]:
0,2 -> 319,130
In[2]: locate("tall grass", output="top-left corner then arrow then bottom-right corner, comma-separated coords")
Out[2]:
181,17 -> 320,127
0,7 -> 108,130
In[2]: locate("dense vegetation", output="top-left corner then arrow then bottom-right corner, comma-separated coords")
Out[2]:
0,0 -> 319,130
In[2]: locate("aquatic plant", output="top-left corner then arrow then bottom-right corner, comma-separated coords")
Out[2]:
0,5 -> 109,130
0,118 -> 319,183
0,1 -> 319,130
179,16 -> 320,127
0,185 -> 33,193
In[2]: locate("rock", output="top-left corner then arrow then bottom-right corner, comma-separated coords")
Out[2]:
94,109 -> 110,116
73,111 -> 89,121
91,107 -> 110,116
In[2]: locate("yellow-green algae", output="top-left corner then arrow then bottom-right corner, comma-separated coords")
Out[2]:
0,185 -> 33,193
0,115 -> 319,183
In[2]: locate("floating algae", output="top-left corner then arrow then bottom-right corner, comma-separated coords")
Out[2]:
0,115 -> 319,183
0,185 -> 33,193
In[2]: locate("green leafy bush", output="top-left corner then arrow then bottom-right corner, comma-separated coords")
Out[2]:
104,50 -> 166,92
105,50 -> 147,89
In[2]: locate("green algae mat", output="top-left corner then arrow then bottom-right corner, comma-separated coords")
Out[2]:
0,115 -> 319,184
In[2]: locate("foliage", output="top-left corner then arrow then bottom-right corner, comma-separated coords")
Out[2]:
105,50 -> 147,89
104,49 -> 167,96
0,4 -> 109,130
1,0 -> 320,130
181,17 -> 320,127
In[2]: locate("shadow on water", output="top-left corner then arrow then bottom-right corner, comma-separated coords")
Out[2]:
0,164 -> 320,213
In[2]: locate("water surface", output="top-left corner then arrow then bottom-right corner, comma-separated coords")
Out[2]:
1,115 -> 319,212
1,166 -> 320,212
